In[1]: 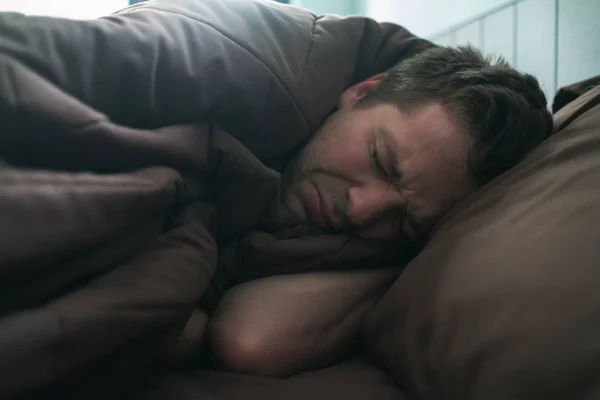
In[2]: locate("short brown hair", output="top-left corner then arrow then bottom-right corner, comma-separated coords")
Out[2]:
357,45 -> 553,185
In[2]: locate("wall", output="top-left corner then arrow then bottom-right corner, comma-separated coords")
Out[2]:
366,0 -> 512,37
429,0 -> 600,102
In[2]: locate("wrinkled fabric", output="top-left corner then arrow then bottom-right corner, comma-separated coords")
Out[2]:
0,0 -> 432,398
135,358 -> 408,400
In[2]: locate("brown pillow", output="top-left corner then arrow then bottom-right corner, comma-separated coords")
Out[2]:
364,81 -> 600,400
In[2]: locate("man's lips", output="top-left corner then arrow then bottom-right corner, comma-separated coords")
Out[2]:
316,189 -> 339,231
305,183 -> 336,231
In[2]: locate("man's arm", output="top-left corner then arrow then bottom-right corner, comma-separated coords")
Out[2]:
207,268 -> 401,377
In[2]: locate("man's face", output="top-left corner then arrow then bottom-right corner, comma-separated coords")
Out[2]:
281,75 -> 475,242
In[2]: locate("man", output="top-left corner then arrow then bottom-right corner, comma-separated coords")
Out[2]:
0,0 -> 552,396
167,46 -> 553,377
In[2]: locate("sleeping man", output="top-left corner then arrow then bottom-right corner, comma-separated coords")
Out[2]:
0,0 -> 553,393
167,45 -> 553,376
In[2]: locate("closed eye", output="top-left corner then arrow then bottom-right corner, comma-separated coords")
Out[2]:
371,143 -> 389,179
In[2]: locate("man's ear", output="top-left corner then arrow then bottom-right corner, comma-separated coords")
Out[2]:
338,73 -> 385,109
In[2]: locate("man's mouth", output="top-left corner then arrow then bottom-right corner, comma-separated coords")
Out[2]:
316,187 -> 339,231
305,183 -> 336,231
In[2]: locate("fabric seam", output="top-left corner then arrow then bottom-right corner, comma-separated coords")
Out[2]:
297,15 -> 320,93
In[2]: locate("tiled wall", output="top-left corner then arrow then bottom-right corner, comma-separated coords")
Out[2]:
365,0 -> 512,38
430,0 -> 600,102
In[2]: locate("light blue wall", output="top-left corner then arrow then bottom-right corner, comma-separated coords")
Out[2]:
557,0 -> 600,88
516,0 -> 556,100
430,0 -> 600,102
366,0 -> 513,38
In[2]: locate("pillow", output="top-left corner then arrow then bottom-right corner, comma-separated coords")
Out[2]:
364,80 -> 600,400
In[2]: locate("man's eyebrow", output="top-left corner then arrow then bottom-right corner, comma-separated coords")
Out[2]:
379,128 -> 402,184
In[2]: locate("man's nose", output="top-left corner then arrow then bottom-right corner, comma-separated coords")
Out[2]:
346,184 -> 403,228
